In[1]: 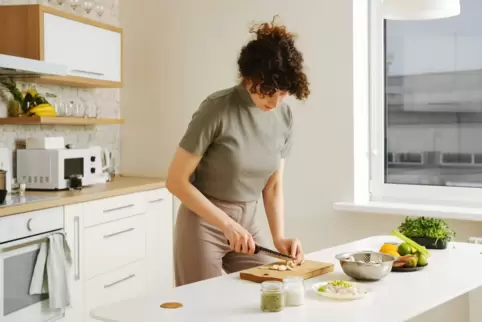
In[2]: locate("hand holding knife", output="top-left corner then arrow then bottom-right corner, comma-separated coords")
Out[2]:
227,240 -> 295,261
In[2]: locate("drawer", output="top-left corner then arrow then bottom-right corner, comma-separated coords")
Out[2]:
84,214 -> 146,279
85,260 -> 146,322
84,192 -> 147,227
143,188 -> 170,204
0,207 -> 63,243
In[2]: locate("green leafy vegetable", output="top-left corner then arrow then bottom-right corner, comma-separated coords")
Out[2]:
318,280 -> 352,293
397,217 -> 455,244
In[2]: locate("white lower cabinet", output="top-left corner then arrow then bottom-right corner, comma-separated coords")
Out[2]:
145,189 -> 174,295
63,188 -> 173,322
85,261 -> 147,322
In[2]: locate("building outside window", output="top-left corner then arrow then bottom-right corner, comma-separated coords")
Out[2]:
369,0 -> 482,206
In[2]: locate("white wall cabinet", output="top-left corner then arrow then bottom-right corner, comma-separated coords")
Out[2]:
0,5 -> 123,88
43,13 -> 122,83
63,188 -> 173,322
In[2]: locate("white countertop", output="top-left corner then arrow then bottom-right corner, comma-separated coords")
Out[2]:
91,235 -> 482,322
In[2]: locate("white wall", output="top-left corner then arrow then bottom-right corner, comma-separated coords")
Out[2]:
120,1 -> 482,321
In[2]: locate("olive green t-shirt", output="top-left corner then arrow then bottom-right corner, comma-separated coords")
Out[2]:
179,83 -> 293,202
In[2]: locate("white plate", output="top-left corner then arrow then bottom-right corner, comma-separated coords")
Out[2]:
311,281 -> 369,300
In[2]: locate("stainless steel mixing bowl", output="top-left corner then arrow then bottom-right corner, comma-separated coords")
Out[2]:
335,251 -> 396,281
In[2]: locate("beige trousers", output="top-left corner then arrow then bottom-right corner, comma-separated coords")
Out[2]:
174,197 -> 272,287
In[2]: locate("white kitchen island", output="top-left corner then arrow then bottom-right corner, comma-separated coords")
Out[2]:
91,235 -> 482,322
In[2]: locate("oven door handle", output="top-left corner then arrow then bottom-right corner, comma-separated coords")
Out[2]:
0,230 -> 62,252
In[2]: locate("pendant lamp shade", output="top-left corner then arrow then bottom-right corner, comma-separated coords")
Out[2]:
382,0 -> 461,20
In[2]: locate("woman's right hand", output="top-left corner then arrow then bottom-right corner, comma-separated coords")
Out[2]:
223,220 -> 256,255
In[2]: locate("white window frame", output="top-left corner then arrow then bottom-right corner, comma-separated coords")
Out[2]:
368,0 -> 482,207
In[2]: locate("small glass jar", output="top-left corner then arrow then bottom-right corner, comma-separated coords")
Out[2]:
68,174 -> 83,191
260,281 -> 284,312
283,276 -> 305,306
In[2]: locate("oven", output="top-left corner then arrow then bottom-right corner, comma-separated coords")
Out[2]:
0,207 -> 65,322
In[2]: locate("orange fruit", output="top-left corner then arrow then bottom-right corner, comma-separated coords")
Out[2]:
384,250 -> 400,257
379,243 -> 398,254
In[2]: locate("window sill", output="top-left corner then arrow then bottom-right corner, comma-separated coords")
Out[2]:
333,201 -> 482,222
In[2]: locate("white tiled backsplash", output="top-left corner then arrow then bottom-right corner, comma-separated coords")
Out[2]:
0,0 -> 121,176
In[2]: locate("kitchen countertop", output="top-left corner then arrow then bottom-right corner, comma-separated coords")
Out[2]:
91,235 -> 482,322
0,176 -> 166,217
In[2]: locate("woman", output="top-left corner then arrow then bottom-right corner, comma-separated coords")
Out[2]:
166,18 -> 311,287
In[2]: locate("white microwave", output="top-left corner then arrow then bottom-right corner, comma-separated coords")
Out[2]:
16,148 -> 102,190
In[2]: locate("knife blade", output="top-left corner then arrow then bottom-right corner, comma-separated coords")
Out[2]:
227,240 -> 295,261
254,245 -> 296,261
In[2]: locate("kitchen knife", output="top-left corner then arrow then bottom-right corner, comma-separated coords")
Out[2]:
254,244 -> 296,261
227,240 -> 295,261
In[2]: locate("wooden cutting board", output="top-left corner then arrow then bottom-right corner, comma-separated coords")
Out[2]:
240,260 -> 334,283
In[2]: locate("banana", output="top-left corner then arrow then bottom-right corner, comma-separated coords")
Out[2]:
27,89 -> 39,97
33,111 -> 57,117
29,103 -> 54,112
27,103 -> 57,117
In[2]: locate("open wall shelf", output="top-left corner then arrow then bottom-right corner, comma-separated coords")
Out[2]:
0,117 -> 124,125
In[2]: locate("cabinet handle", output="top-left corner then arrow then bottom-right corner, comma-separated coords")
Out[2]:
71,69 -> 104,76
103,227 -> 135,239
74,216 -> 80,281
148,198 -> 164,203
104,274 -> 136,289
103,204 -> 134,213
26,218 -> 33,231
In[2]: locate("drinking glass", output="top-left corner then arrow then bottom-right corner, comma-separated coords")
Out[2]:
56,0 -> 65,5
110,0 -> 118,18
52,101 -> 64,116
94,1 -> 104,17
64,101 -> 74,117
85,102 -> 97,118
73,102 -> 84,117
69,0 -> 81,11
83,0 -> 93,14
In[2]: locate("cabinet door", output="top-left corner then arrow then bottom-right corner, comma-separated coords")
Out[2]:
63,204 -> 85,322
43,13 -> 121,83
85,261 -> 146,322
144,189 -> 174,295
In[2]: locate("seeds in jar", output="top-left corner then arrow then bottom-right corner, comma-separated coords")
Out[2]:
261,292 -> 284,312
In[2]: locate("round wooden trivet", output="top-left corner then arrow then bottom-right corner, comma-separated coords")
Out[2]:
160,302 -> 183,309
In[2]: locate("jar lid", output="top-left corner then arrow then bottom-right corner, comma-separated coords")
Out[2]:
283,276 -> 304,283
261,281 -> 283,291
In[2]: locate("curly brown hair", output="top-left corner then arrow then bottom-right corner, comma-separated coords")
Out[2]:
237,16 -> 310,101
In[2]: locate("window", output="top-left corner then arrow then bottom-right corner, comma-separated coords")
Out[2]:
369,0 -> 482,205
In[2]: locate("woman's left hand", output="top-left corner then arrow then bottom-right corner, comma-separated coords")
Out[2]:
273,237 -> 304,264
